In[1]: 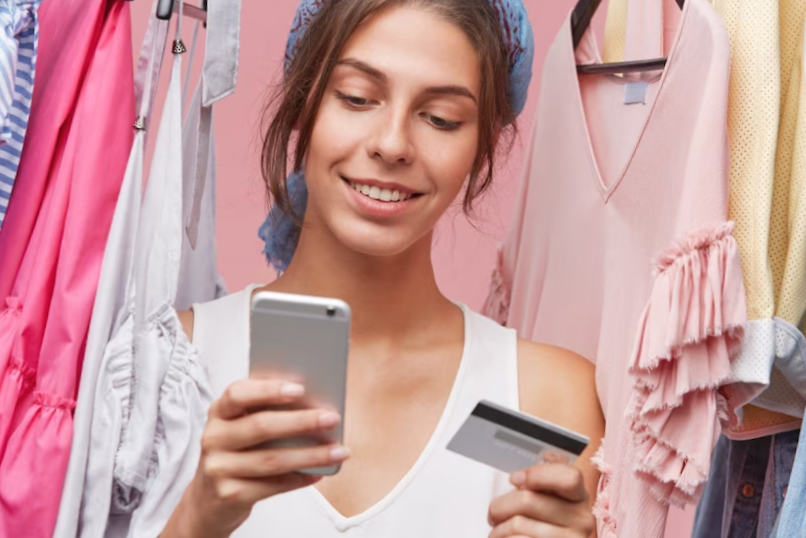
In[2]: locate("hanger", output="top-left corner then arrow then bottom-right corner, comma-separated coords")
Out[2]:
573,0 -> 684,75
156,0 -> 207,22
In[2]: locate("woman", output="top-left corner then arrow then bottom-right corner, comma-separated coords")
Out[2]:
162,0 -> 604,536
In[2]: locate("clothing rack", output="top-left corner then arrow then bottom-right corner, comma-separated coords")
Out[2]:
156,0 -> 207,22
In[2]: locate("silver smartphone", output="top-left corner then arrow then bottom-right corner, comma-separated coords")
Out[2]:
250,291 -> 351,475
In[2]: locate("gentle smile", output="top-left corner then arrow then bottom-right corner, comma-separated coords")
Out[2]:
342,177 -> 421,203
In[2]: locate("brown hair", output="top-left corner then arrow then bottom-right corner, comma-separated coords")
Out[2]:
262,0 -> 516,221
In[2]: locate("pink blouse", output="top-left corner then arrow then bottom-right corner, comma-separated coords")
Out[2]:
0,0 -> 134,535
485,0 -> 747,536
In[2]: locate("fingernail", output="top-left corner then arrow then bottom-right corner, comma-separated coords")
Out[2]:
280,383 -> 305,397
318,411 -> 341,428
330,446 -> 350,461
510,470 -> 526,487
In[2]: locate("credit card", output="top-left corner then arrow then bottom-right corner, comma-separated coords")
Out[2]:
446,400 -> 590,473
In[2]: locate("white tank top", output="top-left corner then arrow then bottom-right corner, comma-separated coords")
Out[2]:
192,284 -> 521,537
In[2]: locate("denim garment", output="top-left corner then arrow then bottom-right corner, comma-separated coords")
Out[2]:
775,416 -> 806,538
693,430 -> 800,538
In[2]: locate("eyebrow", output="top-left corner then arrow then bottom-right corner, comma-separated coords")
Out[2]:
336,58 -> 478,104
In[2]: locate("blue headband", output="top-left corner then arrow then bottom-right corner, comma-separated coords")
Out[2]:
260,0 -> 535,273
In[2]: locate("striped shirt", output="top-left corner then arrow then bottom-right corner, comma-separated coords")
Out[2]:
0,0 -> 41,231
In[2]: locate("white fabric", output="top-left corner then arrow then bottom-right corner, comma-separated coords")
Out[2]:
191,288 -> 522,537
57,0 -> 240,534
718,325 -> 804,438
53,8 -> 169,537
81,35 -> 216,538
202,0 -> 241,106
175,79 -> 227,310
723,318 -> 806,440
753,318 -> 806,417
102,38 -> 215,538
722,319 -> 778,409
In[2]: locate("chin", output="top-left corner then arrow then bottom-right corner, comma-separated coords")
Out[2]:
330,220 -> 426,259
339,232 -> 416,258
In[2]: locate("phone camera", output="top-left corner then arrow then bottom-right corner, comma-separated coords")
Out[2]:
326,306 -> 337,317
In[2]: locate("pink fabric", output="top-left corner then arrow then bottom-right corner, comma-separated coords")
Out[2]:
0,0 -> 134,536
483,0 -> 746,536
0,0 -> 106,441
0,0 -> 104,300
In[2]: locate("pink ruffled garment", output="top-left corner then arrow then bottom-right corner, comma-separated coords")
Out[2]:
0,0 -> 133,536
0,0 -> 106,446
484,0 -> 746,536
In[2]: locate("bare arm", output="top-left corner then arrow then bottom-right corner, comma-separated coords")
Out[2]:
517,339 -> 604,503
177,309 -> 195,343
486,340 -> 602,538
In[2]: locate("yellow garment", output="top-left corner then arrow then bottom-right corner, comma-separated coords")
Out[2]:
602,0 -> 806,437
774,0 -> 806,337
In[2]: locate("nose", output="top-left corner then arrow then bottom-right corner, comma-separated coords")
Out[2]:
366,107 -> 414,165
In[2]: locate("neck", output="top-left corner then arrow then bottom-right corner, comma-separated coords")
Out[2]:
266,222 -> 452,342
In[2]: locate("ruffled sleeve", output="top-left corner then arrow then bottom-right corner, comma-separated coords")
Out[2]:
126,305 -> 214,538
594,223 -> 747,537
80,305 -> 214,538
483,246 -> 512,326
628,222 -> 746,504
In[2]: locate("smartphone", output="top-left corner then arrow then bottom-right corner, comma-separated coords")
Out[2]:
250,291 -> 351,475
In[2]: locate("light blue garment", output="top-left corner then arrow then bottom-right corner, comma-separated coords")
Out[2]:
775,415 -> 806,538
0,0 -> 41,231
262,0 -> 535,273
693,430 -> 801,538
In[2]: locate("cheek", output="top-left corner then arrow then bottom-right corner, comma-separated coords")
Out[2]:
307,102 -> 364,176
417,128 -> 478,199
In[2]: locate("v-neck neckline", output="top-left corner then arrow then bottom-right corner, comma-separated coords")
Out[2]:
565,0 -> 691,202
305,303 -> 473,532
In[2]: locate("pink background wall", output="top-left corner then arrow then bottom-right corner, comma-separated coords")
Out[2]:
129,1 -> 693,535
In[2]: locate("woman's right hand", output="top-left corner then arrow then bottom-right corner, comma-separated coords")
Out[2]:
162,378 -> 349,538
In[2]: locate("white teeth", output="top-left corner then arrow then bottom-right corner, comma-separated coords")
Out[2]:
348,180 -> 412,202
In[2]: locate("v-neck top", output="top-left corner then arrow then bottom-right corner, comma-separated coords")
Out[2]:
192,285 -> 520,537
603,0 -> 806,444
484,1 -> 747,536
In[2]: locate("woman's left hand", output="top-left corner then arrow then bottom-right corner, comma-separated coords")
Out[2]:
487,454 -> 595,538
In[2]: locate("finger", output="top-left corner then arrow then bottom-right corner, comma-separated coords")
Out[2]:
543,452 -> 570,465
488,515 -> 568,538
205,408 -> 341,451
212,379 -> 305,420
210,472 -> 322,507
488,489 -> 580,528
510,463 -> 587,503
203,443 -> 351,479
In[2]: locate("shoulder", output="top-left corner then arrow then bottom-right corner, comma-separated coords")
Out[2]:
517,339 -> 603,440
177,310 -> 195,343
517,339 -> 605,501
517,339 -> 595,395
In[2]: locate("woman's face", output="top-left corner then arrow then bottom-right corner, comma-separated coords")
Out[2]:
303,5 -> 481,258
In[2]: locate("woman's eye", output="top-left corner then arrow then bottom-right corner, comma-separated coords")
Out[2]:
424,113 -> 460,131
336,92 -> 372,107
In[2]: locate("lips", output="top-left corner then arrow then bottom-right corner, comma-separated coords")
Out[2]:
340,176 -> 422,218
341,176 -> 422,203
346,180 -> 411,202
